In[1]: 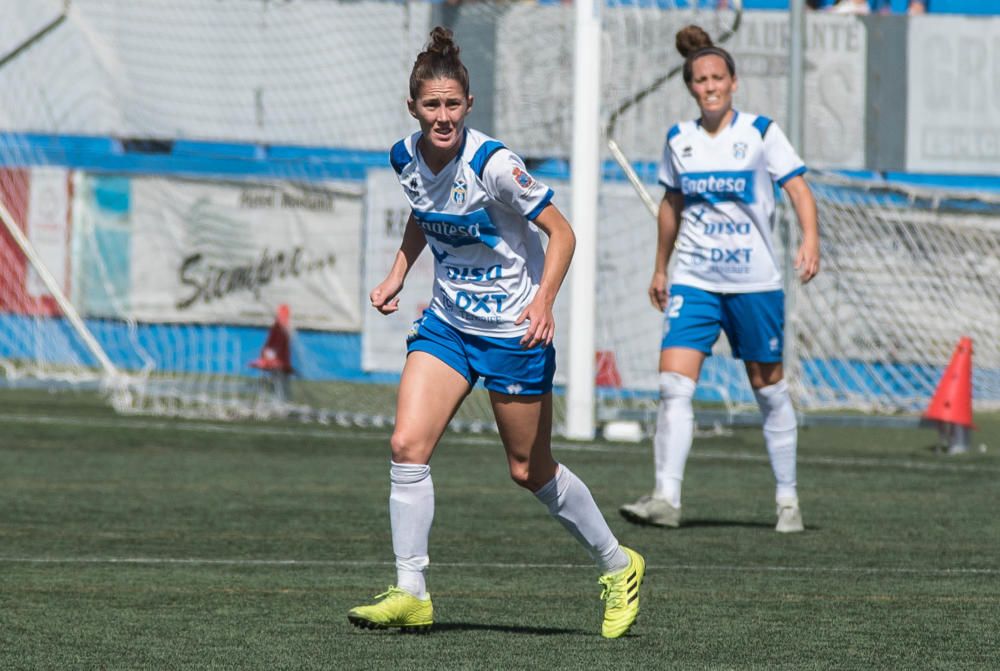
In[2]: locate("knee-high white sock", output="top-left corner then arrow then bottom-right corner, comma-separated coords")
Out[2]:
389,460 -> 434,599
653,372 -> 697,508
534,464 -> 629,574
754,380 -> 798,503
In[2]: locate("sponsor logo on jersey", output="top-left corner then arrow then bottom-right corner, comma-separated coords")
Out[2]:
451,177 -> 467,205
703,221 -> 752,236
403,174 -> 420,198
445,264 -> 503,281
682,145 -> 693,158
512,166 -> 534,189
414,209 -> 501,249
733,142 -> 747,159
680,171 -> 755,204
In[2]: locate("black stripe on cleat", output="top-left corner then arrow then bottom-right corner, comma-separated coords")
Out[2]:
348,615 -> 387,630
401,625 -> 433,635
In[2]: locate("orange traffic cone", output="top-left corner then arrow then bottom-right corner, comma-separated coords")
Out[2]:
250,304 -> 294,375
923,337 -> 974,454
595,350 -> 622,388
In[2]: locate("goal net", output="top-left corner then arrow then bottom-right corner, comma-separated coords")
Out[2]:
594,172 -> 1000,426
1,0 -> 996,435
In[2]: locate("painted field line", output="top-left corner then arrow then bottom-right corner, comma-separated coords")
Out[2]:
1,555 -> 997,576
2,412 -> 994,474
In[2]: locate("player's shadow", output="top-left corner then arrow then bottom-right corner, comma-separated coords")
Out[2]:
679,519 -> 774,529
432,622 -> 584,635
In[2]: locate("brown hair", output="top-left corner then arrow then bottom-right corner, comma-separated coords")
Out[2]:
409,26 -> 470,99
676,25 -> 736,85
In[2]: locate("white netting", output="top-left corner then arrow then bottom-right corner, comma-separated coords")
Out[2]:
1,0 -> 995,434
594,173 -> 1000,422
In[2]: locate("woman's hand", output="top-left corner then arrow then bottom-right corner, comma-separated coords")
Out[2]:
795,237 -> 820,283
649,270 -> 669,311
369,276 -> 404,315
515,291 -> 555,349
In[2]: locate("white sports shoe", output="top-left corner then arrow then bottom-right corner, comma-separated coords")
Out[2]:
775,499 -> 804,533
620,494 -> 681,528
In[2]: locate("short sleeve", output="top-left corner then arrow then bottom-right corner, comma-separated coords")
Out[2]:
657,127 -> 681,192
482,150 -> 554,221
762,122 -> 807,187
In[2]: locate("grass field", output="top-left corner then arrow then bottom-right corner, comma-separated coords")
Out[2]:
1,389 -> 998,670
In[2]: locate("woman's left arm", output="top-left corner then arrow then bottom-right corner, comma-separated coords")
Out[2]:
516,204 -> 576,348
782,175 -> 820,283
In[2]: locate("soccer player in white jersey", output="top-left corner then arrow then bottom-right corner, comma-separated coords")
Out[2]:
347,27 -> 644,638
619,25 -> 820,533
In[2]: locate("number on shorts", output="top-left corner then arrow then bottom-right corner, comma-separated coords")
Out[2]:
667,294 -> 684,319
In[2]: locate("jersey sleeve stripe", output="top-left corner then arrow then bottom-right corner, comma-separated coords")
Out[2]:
776,165 -> 807,187
752,115 -> 773,138
389,139 -> 412,174
666,124 -> 681,143
659,180 -> 682,192
470,140 -> 506,178
526,188 -> 554,221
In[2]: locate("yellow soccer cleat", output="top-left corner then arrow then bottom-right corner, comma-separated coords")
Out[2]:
598,546 -> 645,639
347,586 -> 433,634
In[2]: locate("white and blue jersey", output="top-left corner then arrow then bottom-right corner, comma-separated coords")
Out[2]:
390,127 -> 554,337
657,111 -> 806,293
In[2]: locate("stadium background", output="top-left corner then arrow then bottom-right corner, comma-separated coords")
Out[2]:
1,0 -> 998,431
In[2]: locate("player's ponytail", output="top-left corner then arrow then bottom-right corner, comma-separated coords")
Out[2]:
676,24 -> 736,85
409,26 -> 470,99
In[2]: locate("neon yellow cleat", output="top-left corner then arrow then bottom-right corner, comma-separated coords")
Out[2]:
347,586 -> 433,633
598,546 -> 645,639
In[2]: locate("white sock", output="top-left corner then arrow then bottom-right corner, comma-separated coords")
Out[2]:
754,380 -> 798,503
534,464 -> 629,574
653,372 -> 697,508
389,460 -> 433,599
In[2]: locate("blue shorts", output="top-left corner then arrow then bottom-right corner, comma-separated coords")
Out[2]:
406,311 -> 556,395
660,284 -> 785,363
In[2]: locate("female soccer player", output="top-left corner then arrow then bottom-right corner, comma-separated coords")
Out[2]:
347,27 -> 643,638
619,25 -> 820,533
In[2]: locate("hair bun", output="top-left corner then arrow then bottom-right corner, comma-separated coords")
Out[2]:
427,26 -> 460,59
675,25 -> 713,59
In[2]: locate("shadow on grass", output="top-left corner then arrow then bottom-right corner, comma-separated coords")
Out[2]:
679,519 -> 775,529
432,622 -> 584,635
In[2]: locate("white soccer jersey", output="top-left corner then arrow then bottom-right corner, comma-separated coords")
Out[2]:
657,111 -> 806,293
390,127 -> 554,337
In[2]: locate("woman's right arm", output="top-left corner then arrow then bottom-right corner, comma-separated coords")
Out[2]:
650,191 -> 684,311
370,212 -> 427,315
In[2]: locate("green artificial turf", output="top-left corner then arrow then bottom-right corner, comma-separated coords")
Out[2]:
1,390 -> 997,670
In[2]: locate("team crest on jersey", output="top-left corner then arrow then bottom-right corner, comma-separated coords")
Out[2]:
451,177 -> 467,205
733,142 -> 748,160
512,166 -> 534,189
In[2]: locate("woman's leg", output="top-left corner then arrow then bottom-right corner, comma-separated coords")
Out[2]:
745,361 -> 803,532
653,347 -> 706,509
492,390 -> 644,638
490,391 -> 627,573
388,352 -> 471,596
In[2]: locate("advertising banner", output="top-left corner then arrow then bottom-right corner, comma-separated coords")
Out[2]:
907,17 -> 1000,174
26,167 -> 70,298
125,177 -> 363,330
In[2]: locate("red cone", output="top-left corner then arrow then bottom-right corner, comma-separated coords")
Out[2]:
250,304 -> 293,374
924,337 -> 973,428
595,350 -> 622,388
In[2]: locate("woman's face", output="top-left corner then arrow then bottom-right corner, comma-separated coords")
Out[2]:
408,77 -> 473,157
687,54 -> 737,118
